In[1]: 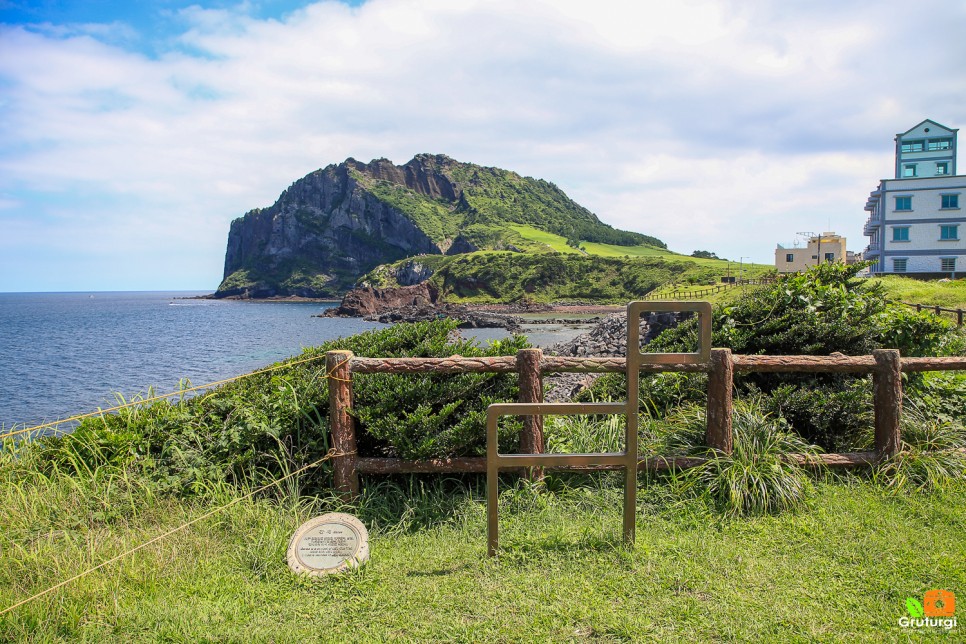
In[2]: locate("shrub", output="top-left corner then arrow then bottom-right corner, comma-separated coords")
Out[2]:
584,263 -> 966,450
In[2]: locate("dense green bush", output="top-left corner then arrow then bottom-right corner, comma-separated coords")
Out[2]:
585,263 -> 966,450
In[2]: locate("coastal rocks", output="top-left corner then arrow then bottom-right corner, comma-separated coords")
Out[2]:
547,311 -> 685,358
368,304 -> 522,332
543,311 -> 687,402
325,282 -> 440,317
325,282 -> 526,330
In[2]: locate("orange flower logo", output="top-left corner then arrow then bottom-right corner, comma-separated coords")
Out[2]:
924,589 -> 956,618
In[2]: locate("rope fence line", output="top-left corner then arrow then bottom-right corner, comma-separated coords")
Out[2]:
0,352 -> 339,442
0,448 -> 342,618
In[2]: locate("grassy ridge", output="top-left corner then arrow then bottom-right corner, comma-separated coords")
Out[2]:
360,226 -> 773,304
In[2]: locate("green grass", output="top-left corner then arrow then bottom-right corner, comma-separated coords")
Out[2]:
871,275 -> 966,310
507,224 -> 583,254
2,469 -> 963,641
511,224 -> 772,276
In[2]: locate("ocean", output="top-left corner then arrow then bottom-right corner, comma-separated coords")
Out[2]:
0,292 -> 580,431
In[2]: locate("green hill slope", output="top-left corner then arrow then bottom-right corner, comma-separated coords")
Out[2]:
359,226 -> 771,304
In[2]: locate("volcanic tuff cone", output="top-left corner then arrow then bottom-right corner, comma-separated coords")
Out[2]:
216,154 -> 663,298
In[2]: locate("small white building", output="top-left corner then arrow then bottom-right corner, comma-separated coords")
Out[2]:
776,233 -> 847,273
864,119 -> 964,276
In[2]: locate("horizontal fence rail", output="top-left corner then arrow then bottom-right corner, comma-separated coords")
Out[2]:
325,347 -> 966,496
900,301 -> 966,326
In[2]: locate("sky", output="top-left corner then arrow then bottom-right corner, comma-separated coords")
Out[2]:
1,0 -> 965,292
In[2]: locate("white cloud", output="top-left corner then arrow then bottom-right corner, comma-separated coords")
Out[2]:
1,0 -> 965,290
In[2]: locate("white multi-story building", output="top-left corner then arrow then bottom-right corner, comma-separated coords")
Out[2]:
863,119 -> 964,276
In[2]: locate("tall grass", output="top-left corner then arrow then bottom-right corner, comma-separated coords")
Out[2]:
668,401 -> 822,517
871,402 -> 966,492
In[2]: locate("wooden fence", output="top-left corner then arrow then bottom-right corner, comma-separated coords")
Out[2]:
642,278 -> 775,301
325,348 -> 966,496
901,301 -> 966,326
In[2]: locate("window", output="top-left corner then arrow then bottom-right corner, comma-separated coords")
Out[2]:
927,138 -> 952,151
785,253 -> 794,262
892,227 -> 909,242
824,252 -> 835,262
941,194 -> 959,209
895,196 -> 912,211
893,258 -> 907,272
941,258 -> 957,272
940,225 -> 959,240
901,140 -> 924,153
937,162 -> 949,175
903,164 -> 917,177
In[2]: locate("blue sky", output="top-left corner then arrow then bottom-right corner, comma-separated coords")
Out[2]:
1,0 -> 965,292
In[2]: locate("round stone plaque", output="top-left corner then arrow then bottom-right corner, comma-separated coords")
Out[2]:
287,513 -> 369,576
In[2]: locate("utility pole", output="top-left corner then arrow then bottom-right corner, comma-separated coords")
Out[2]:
739,256 -> 749,286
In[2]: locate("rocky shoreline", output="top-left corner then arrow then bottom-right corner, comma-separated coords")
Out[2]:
316,281 -> 687,401
542,311 -> 688,401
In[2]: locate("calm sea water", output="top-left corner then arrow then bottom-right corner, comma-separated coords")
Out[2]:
0,292 -> 386,429
0,292 -> 581,431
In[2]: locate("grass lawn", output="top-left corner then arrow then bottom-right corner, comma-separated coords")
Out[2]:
2,469 -> 963,642
871,275 -> 966,310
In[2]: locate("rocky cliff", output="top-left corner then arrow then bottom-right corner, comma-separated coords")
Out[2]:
216,154 -> 664,298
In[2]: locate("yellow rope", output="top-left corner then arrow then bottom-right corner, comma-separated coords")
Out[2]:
0,352 -> 333,441
325,355 -> 353,383
0,448 -> 342,617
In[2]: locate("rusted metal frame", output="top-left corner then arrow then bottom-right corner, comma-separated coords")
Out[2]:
485,301 -> 714,557
486,402 -> 627,557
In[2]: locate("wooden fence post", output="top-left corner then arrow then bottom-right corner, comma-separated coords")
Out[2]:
327,350 -> 359,497
872,349 -> 901,460
706,348 -> 734,454
517,348 -> 545,480
958,309 -> 963,326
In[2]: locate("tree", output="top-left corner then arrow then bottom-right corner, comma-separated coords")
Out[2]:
691,250 -> 721,260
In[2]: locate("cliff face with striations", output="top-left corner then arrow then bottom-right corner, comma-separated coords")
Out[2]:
216,154 -> 664,298
217,158 -> 445,298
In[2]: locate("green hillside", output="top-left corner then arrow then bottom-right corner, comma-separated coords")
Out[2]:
357,225 -> 771,304
361,252 -> 741,304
